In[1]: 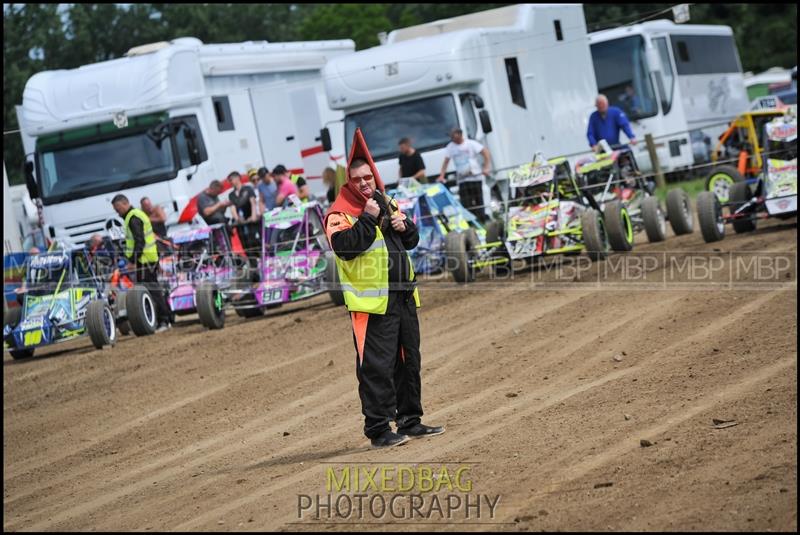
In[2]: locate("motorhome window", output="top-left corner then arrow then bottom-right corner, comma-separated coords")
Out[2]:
554,20 -> 563,41
590,35 -> 658,121
670,35 -> 741,75
460,95 -> 478,139
212,96 -> 235,131
676,41 -> 689,63
173,115 -> 208,168
653,37 -> 674,114
344,95 -> 459,161
37,128 -> 176,205
505,58 -> 527,109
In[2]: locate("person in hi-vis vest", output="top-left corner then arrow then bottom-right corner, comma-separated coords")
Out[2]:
112,194 -> 172,332
324,128 -> 444,449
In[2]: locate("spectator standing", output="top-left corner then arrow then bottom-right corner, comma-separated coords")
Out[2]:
273,165 -> 309,202
111,194 -> 171,332
256,167 -> 278,214
197,180 -> 231,225
398,137 -> 427,182
437,128 -> 493,222
273,166 -> 300,207
140,197 -> 168,239
586,94 -> 637,151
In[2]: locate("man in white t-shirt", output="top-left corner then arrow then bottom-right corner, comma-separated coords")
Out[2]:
437,127 -> 492,222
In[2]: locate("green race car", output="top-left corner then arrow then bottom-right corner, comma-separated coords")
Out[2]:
445,155 -> 632,283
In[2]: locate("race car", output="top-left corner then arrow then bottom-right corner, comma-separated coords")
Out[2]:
78,234 -> 161,337
3,249 -> 119,359
704,108 -> 791,202
697,111 -> 797,242
194,199 -> 342,329
445,155 -> 632,283
162,223 -> 245,319
575,143 -> 695,249
385,178 -> 502,276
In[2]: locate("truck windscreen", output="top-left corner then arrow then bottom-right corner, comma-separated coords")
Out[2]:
345,94 -> 459,161
590,35 -> 658,121
37,129 -> 176,205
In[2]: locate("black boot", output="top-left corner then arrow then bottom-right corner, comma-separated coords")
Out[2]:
370,430 -> 410,449
397,423 -> 445,438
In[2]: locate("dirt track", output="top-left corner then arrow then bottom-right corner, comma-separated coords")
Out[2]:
4,216 -> 797,531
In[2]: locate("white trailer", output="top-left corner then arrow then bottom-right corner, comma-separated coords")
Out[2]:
322,4 -> 598,195
17,37 -> 354,245
589,20 -> 749,175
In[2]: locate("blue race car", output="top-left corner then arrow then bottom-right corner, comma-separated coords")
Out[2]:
3,249 -> 119,359
386,178 -> 503,278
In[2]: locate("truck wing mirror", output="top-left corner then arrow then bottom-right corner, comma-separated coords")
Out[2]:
24,160 -> 39,199
320,127 -> 332,152
473,95 -> 485,109
184,126 -> 202,166
479,110 -> 493,134
147,123 -> 169,149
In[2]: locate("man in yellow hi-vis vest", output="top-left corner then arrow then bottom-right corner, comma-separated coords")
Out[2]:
112,194 -> 172,332
325,128 -> 444,449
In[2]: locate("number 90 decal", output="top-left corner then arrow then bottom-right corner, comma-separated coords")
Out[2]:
264,289 -> 283,303
24,330 -> 43,347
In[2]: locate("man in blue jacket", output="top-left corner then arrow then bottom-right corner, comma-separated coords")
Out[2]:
586,94 -> 638,152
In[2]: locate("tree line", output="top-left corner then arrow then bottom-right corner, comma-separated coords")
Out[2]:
3,3 -> 797,185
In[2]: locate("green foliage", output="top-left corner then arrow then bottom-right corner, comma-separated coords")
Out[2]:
3,3 -> 797,186
298,4 -> 393,50
655,177 -> 707,202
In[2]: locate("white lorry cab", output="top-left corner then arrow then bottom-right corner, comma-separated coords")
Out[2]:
17,37 -> 354,245
321,4 -> 598,194
589,20 -> 749,175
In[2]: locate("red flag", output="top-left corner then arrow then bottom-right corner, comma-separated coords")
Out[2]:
326,128 -> 385,221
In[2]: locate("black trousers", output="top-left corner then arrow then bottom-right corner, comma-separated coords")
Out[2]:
237,222 -> 261,266
350,291 -> 423,439
136,262 -> 172,325
458,180 -> 487,223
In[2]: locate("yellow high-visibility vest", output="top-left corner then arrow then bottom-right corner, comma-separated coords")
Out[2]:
290,174 -> 309,203
124,208 -> 158,264
334,212 -> 420,315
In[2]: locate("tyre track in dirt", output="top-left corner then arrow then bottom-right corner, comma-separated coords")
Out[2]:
77,287 -> 786,532
504,355 -> 795,508
5,287 -> 593,526
121,290 -> 669,530
4,216 -> 796,531
6,288 -> 596,530
169,288 -> 787,531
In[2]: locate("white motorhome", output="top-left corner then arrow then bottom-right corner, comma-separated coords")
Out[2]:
744,67 -> 793,100
322,4 -> 598,196
17,37 -> 355,245
589,20 -> 749,174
